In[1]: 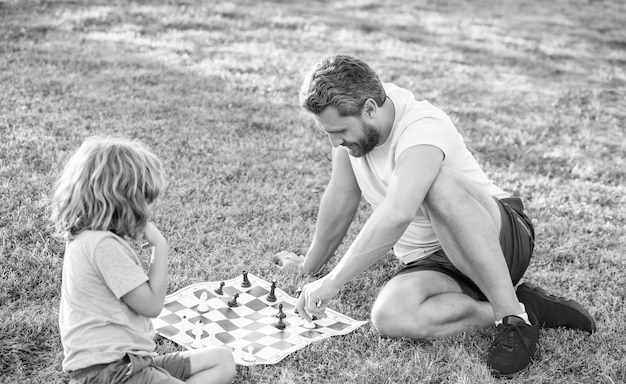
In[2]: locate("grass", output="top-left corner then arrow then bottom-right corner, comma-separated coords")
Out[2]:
0,0 -> 624,383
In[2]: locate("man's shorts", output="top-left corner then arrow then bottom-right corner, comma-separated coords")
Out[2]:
393,196 -> 535,301
68,351 -> 192,384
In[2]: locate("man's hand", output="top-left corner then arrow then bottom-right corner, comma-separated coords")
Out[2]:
295,277 -> 341,322
273,251 -> 305,274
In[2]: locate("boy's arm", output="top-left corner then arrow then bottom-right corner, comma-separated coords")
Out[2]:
122,222 -> 169,318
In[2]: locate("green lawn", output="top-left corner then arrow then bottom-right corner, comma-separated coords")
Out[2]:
1,0 -> 624,383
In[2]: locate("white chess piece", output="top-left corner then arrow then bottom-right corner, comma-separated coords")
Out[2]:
242,346 -> 256,362
197,292 -> 210,313
179,315 -> 191,334
191,321 -> 204,348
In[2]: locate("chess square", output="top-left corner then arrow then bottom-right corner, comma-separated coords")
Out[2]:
155,324 -> 178,337
257,325 -> 282,336
244,312 -> 267,321
298,329 -> 323,339
193,289 -> 215,300
240,321 -> 266,332
215,332 -> 236,345
269,340 -> 294,350
159,313 -> 181,326
163,301 -> 187,312
230,328 -> 255,340
229,317 -> 255,328
214,319 -> 239,332
223,286 -> 243,297
229,305 -> 255,317
255,346 -> 282,361
241,331 -> 268,343
245,298 -> 269,311
203,310 -> 229,322
178,294 -> 200,308
246,286 -> 269,297
207,297 -> 227,309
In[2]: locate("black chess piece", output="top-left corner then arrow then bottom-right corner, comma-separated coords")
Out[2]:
274,315 -> 286,330
228,293 -> 240,307
266,279 -> 277,302
214,281 -> 225,295
276,303 -> 286,319
241,271 -> 251,288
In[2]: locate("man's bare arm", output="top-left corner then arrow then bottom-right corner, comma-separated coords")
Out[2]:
325,145 -> 444,287
302,147 -> 361,274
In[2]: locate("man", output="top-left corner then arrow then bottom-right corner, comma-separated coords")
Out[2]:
276,55 -> 595,378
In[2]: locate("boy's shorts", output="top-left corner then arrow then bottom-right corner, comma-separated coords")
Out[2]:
393,196 -> 535,301
68,351 -> 192,384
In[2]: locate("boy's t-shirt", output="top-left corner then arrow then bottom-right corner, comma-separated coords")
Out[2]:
59,230 -> 156,372
348,83 -> 508,264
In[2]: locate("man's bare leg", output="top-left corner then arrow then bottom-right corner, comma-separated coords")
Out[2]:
422,167 -> 523,321
371,270 -> 494,339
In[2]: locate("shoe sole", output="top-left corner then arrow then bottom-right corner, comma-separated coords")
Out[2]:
517,283 -> 596,333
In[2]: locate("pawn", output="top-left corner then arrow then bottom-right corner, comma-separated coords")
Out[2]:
276,303 -> 286,319
241,271 -> 251,288
191,321 -> 204,348
274,315 -> 286,330
197,292 -> 209,313
214,281 -> 225,295
228,293 -> 240,307
242,346 -> 256,362
266,279 -> 277,302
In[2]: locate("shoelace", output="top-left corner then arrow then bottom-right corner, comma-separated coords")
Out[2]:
491,323 -> 534,357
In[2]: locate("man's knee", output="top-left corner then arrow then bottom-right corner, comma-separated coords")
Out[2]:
371,298 -> 432,340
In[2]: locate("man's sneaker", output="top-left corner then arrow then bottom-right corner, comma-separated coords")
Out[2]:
516,283 -> 596,333
487,315 -> 540,378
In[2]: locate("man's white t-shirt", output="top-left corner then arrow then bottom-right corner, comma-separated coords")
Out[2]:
348,83 -> 508,264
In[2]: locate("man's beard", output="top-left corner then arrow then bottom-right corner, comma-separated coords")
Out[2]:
344,121 -> 380,157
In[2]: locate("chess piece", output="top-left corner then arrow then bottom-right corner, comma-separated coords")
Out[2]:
276,303 -> 286,319
242,346 -> 256,362
180,315 -> 192,333
274,315 -> 286,330
228,293 -> 240,307
197,292 -> 209,313
266,279 -> 277,302
214,281 -> 225,295
241,271 -> 251,288
303,320 -> 316,329
191,321 -> 204,348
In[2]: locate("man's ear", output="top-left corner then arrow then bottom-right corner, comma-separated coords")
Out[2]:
361,98 -> 377,120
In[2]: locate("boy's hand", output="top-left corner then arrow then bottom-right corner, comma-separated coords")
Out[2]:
143,222 -> 167,248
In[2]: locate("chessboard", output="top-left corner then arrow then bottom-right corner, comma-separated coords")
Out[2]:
152,272 -> 368,366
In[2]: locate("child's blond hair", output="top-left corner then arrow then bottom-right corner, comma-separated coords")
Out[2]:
51,136 -> 166,240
